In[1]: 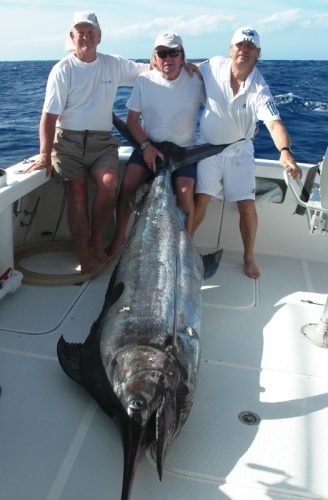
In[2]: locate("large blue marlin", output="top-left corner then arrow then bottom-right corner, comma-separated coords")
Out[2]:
57,122 -> 233,499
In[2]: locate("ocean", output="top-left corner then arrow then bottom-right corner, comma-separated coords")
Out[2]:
0,59 -> 327,169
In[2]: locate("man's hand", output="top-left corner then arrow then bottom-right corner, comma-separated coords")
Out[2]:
24,153 -> 53,176
143,144 -> 164,173
280,149 -> 301,179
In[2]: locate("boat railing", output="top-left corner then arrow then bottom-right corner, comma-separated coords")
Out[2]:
284,148 -> 328,348
283,147 -> 328,235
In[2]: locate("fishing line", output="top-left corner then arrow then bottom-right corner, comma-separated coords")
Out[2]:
216,196 -> 226,249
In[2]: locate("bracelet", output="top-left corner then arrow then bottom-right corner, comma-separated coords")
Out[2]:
280,147 -> 292,154
140,140 -> 151,152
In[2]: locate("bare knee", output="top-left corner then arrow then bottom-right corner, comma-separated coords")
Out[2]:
175,177 -> 195,213
91,168 -> 119,197
237,199 -> 256,215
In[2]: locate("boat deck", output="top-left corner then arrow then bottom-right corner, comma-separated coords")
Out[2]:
1,247 -> 328,500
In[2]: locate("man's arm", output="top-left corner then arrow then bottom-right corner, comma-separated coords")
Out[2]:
25,112 -> 58,176
127,110 -> 164,172
266,119 -> 301,179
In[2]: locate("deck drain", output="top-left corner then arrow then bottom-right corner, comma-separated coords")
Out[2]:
238,411 -> 261,426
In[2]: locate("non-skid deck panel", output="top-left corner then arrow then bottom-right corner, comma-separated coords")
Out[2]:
1,347 -> 326,499
0,262 -> 113,336
163,361 -> 328,499
202,260 -> 256,309
0,251 -> 327,500
0,281 -> 88,334
201,253 -> 328,376
261,289 -> 328,377
0,349 -> 91,500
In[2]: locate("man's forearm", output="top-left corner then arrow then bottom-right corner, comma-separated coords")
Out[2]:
39,112 -> 58,157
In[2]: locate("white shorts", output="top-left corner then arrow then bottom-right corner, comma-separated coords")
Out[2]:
195,140 -> 256,202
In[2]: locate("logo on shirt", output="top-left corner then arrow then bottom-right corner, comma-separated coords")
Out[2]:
266,100 -> 279,116
100,80 -> 112,84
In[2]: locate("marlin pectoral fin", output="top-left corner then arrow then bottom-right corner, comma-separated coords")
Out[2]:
108,282 -> 125,307
182,143 -> 240,165
112,113 -> 139,149
202,249 -> 223,280
112,113 -> 243,171
57,336 -> 83,384
154,140 -> 246,171
95,265 -> 124,327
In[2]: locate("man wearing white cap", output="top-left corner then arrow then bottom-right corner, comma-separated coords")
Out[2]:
193,27 -> 300,279
26,11 -> 149,274
107,31 -> 204,258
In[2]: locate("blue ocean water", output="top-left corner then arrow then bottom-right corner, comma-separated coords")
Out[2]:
0,59 -> 327,169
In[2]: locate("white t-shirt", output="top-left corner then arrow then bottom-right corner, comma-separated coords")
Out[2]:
42,53 -> 149,131
127,68 -> 205,146
199,56 -> 280,144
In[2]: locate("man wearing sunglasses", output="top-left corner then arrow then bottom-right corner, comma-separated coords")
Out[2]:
107,32 -> 204,259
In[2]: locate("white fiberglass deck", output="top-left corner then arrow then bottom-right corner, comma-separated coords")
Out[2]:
1,248 -> 327,500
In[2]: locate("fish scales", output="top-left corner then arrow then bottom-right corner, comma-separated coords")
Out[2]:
100,166 -> 203,359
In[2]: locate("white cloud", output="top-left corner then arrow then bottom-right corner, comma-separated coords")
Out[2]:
104,14 -> 235,41
313,12 -> 328,24
1,4 -> 327,60
259,9 -> 302,27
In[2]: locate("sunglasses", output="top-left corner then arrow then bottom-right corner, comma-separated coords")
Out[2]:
155,49 -> 183,59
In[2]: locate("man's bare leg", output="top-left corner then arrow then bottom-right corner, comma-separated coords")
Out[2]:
90,168 -> 118,264
107,164 -> 150,259
65,178 -> 95,274
174,176 -> 195,234
237,199 -> 260,279
191,193 -> 211,236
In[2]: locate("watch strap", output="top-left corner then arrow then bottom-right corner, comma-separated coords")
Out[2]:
140,140 -> 151,152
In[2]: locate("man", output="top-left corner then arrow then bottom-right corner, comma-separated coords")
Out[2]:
26,11 -> 148,274
193,27 -> 300,279
107,32 -> 204,259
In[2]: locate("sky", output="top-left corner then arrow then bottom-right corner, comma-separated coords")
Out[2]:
1,0 -> 328,61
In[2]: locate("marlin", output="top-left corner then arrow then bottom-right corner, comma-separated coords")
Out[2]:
57,117 -> 233,499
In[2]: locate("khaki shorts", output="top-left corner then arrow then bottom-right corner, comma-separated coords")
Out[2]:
52,128 -> 122,182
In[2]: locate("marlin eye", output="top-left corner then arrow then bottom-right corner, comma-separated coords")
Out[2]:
128,398 -> 146,411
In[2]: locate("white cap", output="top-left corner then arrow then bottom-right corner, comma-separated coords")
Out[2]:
231,27 -> 260,48
72,11 -> 100,29
153,32 -> 183,49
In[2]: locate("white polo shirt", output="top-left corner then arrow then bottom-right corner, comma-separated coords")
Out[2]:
199,56 -> 280,144
43,53 -> 148,131
127,68 -> 205,147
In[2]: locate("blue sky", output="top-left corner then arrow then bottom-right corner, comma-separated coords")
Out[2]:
1,0 -> 328,61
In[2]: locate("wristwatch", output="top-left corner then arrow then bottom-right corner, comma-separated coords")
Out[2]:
140,140 -> 151,152
280,147 -> 292,154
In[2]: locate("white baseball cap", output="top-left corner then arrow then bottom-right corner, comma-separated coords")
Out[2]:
72,11 -> 100,29
153,32 -> 183,49
231,27 -> 260,48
